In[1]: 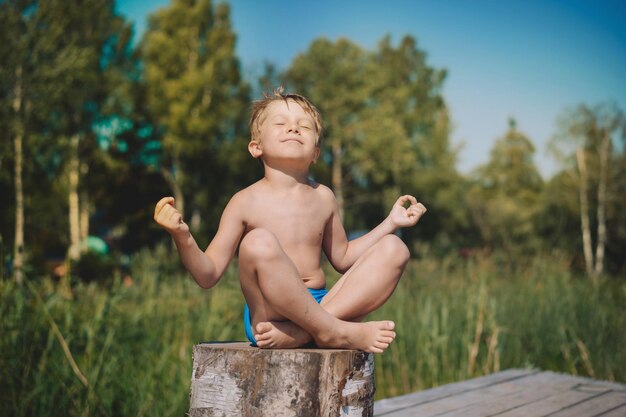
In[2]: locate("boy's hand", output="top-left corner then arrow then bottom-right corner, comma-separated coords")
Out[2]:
154,197 -> 189,235
388,195 -> 427,228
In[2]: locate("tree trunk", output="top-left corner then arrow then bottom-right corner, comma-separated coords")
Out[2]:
68,134 -> 81,261
161,161 -> 185,250
594,132 -> 610,276
13,65 -> 24,284
576,148 -> 594,277
332,138 -> 344,221
189,343 -> 375,417
160,166 -> 185,218
79,162 -> 90,243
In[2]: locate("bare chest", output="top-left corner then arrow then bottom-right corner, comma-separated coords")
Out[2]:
244,196 -> 329,248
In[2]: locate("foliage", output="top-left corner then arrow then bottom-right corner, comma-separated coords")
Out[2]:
0,245 -> 245,417
374,254 -> 626,398
0,0 -> 136,275
283,35 -> 464,253
1,1 -> 624,282
1,254 -> 624,416
468,119 -> 544,254
549,103 -> 626,274
140,0 -> 256,239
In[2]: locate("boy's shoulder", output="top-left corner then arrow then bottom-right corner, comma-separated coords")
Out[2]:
310,181 -> 335,200
229,180 -> 337,206
229,182 -> 261,206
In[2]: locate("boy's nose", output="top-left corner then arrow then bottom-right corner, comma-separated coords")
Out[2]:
287,123 -> 300,133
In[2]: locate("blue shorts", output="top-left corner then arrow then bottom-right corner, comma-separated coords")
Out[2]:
244,287 -> 328,346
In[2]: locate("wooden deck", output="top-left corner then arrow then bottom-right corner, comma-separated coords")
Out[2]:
374,369 -> 626,416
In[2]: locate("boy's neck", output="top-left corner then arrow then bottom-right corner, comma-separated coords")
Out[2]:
262,163 -> 311,188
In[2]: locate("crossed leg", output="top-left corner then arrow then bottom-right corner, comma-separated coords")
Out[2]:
240,229 -> 409,352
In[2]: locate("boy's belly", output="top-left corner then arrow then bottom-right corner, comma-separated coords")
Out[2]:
301,269 -> 326,290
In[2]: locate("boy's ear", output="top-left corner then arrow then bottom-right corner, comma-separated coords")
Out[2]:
248,140 -> 263,159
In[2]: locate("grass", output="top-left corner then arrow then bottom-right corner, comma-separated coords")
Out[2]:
373,254 -> 626,398
1,247 -> 624,416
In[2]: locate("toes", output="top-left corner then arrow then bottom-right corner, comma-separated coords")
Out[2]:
369,346 -> 384,354
373,341 -> 390,352
255,332 -> 270,342
256,322 -> 272,333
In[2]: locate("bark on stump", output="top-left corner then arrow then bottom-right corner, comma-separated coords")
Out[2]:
189,342 -> 375,417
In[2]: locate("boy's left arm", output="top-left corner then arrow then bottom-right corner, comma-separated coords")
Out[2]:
323,195 -> 427,273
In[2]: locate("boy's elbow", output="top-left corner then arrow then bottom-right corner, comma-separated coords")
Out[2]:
196,280 -> 214,289
194,273 -> 220,289
332,259 -> 351,274
335,266 -> 349,275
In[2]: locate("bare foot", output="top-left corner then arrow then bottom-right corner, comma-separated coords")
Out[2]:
255,321 -> 313,349
316,320 -> 396,353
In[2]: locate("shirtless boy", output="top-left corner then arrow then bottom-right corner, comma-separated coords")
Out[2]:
153,89 -> 427,353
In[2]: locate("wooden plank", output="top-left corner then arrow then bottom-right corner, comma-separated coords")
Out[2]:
496,388 -> 609,417
374,369 -> 538,416
597,404 -> 626,416
548,391 -> 626,417
375,370 -> 626,417
376,371 -> 562,417
435,372 -> 595,417
483,377 -> 626,417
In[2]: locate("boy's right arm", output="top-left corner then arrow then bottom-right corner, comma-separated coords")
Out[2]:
153,195 -> 245,289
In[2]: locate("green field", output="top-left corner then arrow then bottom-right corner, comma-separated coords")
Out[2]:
2,247 -> 624,417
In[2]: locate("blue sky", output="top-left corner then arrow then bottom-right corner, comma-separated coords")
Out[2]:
116,0 -> 626,177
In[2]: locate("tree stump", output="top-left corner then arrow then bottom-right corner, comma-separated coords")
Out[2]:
189,342 -> 375,417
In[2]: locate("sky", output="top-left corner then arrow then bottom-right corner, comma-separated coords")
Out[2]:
116,0 -> 626,177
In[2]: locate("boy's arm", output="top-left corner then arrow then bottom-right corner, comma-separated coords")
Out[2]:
323,195 -> 426,273
154,195 -> 245,289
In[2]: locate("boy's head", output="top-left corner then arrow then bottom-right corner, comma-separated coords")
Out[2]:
249,87 -> 323,147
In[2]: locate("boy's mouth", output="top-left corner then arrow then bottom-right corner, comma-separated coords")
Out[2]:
282,138 -> 303,144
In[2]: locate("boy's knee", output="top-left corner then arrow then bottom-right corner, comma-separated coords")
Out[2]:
239,228 -> 281,262
380,235 -> 410,265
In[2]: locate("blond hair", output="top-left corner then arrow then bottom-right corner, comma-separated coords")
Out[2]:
249,86 -> 323,145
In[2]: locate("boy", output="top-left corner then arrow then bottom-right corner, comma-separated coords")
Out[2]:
154,88 -> 426,353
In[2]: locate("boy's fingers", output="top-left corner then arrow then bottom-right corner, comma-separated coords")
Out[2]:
396,195 -> 410,206
154,197 -> 175,219
397,195 -> 418,207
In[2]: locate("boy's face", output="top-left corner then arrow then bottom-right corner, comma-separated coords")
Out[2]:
249,99 -> 320,165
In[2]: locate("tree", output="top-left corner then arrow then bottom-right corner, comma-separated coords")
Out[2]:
550,103 -> 626,276
359,36 -> 461,249
284,35 -> 460,250
141,0 -> 252,237
469,118 -> 543,254
1,0 -> 31,282
1,0 -> 136,282
284,37 -> 369,221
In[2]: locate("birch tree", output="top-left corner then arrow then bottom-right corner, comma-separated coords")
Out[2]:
550,103 -> 625,277
1,0 -> 132,279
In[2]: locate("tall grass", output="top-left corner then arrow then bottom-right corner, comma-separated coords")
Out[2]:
1,244 -> 244,417
373,254 -> 626,398
1,248 -> 624,415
